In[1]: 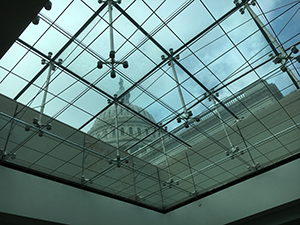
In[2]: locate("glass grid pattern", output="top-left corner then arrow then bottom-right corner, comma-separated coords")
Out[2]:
0,0 -> 300,212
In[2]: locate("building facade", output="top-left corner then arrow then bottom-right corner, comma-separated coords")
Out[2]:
88,79 -> 157,153
88,78 -> 284,161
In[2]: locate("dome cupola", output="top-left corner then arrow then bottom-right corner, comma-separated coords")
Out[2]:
88,79 -> 156,153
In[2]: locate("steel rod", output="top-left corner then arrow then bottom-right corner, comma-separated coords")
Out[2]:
170,60 -> 188,116
115,101 -> 120,157
160,128 -> 171,180
108,0 -> 115,53
236,122 -> 256,166
157,167 -> 165,208
185,152 -> 197,193
1,105 -> 19,157
212,97 -> 234,149
39,63 -> 53,123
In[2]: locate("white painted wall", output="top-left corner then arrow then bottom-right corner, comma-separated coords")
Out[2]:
166,158 -> 300,225
0,166 -> 166,225
0,158 -> 299,225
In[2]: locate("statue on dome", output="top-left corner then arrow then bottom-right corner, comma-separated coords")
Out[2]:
116,78 -> 130,104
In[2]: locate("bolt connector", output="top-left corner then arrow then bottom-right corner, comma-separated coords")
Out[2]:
41,52 -> 63,71
207,89 -> 219,102
99,0 -> 121,4
226,146 -> 242,159
25,117 -> 52,137
135,194 -> 146,201
0,149 -> 16,160
107,94 -> 124,105
81,175 -> 93,185
234,0 -> 256,15
269,46 -> 300,72
97,59 -> 128,79
162,178 -> 179,188
108,156 -> 129,168
247,162 -> 260,171
161,48 -> 180,65
176,110 -> 193,126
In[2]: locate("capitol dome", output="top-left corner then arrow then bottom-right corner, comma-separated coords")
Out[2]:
88,79 -> 157,153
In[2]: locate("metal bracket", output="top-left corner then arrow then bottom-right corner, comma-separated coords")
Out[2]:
226,146 -> 244,159
234,0 -> 256,14
162,178 -> 179,188
24,117 -> 52,137
270,46 -> 300,72
247,162 -> 261,171
108,155 -> 129,168
81,175 -> 93,185
189,190 -> 199,196
0,149 -> 16,160
107,94 -> 124,105
135,194 -> 146,201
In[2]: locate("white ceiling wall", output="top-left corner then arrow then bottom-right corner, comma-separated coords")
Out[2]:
0,166 -> 167,225
0,157 -> 299,225
165,158 -> 300,225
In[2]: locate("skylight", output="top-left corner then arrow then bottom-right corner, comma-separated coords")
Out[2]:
0,0 -> 299,212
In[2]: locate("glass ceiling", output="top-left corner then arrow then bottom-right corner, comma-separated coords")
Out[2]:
0,0 -> 300,212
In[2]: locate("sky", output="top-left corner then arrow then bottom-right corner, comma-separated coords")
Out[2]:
0,0 -> 299,134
